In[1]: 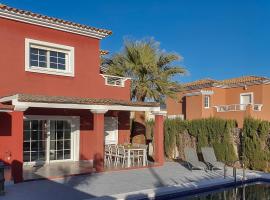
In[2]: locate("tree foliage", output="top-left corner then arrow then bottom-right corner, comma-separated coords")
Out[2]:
103,38 -> 186,102
243,117 -> 270,171
161,117 -> 237,162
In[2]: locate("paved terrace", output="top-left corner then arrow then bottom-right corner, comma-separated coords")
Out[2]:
2,162 -> 269,200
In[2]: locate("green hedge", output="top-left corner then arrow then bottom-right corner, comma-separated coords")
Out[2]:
164,118 -> 188,158
243,117 -> 270,171
163,117 -> 237,162
147,116 -> 270,171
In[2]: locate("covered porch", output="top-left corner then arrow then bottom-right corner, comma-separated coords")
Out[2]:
0,94 -> 165,183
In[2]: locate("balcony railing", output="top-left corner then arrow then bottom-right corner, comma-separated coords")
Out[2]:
253,104 -> 263,111
101,74 -> 129,87
214,104 -> 263,112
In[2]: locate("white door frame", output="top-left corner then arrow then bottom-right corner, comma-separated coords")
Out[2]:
104,117 -> 118,145
23,115 -> 80,166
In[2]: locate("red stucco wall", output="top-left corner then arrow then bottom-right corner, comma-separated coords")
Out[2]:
22,109 -> 131,161
0,17 -> 130,100
0,111 -> 23,182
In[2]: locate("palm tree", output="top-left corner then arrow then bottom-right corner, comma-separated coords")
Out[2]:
103,38 -> 186,103
103,38 -> 186,145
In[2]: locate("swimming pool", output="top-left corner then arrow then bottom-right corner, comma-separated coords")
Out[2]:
166,181 -> 270,200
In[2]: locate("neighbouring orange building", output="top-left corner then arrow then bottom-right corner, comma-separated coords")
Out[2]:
166,76 -> 270,127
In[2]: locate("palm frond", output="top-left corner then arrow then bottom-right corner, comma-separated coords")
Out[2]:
102,38 -> 186,102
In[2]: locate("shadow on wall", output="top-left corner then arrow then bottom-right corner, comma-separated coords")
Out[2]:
11,160 -> 23,183
131,111 -> 146,145
93,153 -> 104,172
182,96 -> 186,119
25,108 -> 95,131
0,159 -> 24,184
0,113 -> 20,183
0,112 -> 12,136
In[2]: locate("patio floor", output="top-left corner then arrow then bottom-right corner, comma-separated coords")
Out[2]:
23,160 -> 154,181
3,162 -> 269,200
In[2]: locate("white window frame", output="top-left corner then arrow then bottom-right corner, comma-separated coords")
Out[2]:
204,95 -> 210,108
101,74 -> 129,87
240,92 -> 254,105
25,38 -> 75,77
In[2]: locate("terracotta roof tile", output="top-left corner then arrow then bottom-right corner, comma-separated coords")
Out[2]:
182,79 -> 217,90
13,94 -> 159,107
0,4 -> 112,37
218,76 -> 269,86
182,76 -> 270,90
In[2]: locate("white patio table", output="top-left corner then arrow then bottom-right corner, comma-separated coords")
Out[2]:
124,146 -> 147,167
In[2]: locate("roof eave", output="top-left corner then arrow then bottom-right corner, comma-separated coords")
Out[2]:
0,94 -> 160,112
0,9 -> 111,39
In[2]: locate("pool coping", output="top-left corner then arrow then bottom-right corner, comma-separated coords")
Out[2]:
89,172 -> 270,200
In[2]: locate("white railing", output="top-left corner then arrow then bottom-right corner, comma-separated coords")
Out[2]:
253,104 -> 263,111
215,104 -> 263,112
167,114 -> 184,120
101,74 -> 129,87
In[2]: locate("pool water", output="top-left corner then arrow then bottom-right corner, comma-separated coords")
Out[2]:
171,182 -> 270,200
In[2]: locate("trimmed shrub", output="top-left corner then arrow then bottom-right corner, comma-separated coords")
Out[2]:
164,118 -> 187,158
148,116 -> 270,171
243,117 -> 270,171
163,117 -> 237,162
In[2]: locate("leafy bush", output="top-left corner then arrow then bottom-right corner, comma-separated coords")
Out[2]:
163,117 -> 237,162
243,117 -> 270,171
149,116 -> 270,171
164,118 -> 187,158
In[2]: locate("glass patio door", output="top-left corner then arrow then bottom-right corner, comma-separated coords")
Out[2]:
23,119 -> 73,164
49,120 -> 72,161
23,120 -> 47,163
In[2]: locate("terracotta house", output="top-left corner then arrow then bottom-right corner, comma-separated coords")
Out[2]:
166,76 -> 270,127
0,4 -> 165,183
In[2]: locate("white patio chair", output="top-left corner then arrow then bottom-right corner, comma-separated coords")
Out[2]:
132,149 -> 145,166
110,144 -> 119,167
104,145 -> 112,167
132,144 -> 148,166
117,145 -> 129,167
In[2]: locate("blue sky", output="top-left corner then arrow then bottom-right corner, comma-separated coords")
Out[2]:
2,0 -> 270,83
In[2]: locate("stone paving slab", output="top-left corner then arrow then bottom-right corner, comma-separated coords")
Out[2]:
2,162 -> 269,200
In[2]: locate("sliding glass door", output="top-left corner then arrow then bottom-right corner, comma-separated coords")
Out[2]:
23,118 -> 76,164
49,120 -> 71,161
23,120 -> 47,163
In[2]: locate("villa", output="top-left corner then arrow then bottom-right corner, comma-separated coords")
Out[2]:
166,76 -> 270,127
0,4 -> 165,183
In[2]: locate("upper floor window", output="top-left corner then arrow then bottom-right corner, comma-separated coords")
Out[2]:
25,39 -> 74,77
240,93 -> 253,105
204,95 -> 210,108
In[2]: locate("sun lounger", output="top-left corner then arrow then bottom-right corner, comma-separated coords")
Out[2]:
184,147 -> 207,171
201,147 -> 225,170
